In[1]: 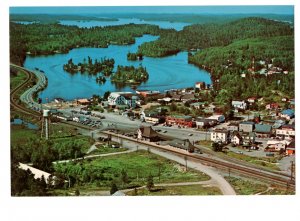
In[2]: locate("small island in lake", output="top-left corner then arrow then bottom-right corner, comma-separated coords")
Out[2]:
127,52 -> 143,61
111,65 -> 149,85
63,56 -> 115,76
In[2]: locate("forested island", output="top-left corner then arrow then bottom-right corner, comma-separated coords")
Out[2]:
111,65 -> 149,85
63,56 -> 115,76
127,52 -> 143,61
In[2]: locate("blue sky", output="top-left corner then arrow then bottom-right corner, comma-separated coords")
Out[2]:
10,6 -> 294,15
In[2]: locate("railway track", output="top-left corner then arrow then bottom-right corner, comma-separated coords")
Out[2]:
10,64 -> 295,191
10,65 -> 41,118
57,121 -> 296,189
103,131 -> 295,189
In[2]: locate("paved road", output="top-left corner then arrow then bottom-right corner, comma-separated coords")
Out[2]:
55,128 -> 236,195
18,67 -> 48,111
104,134 -> 235,195
60,107 -> 210,142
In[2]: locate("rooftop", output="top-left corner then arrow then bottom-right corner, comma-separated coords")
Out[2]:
255,124 -> 272,133
282,109 -> 295,116
213,129 -> 228,133
168,115 -> 192,120
239,121 -> 255,125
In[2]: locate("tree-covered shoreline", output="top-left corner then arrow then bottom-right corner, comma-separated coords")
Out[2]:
10,22 -> 160,66
111,65 -> 149,85
63,56 -> 115,76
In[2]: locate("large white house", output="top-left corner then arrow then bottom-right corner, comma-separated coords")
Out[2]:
108,92 -> 127,106
211,129 -> 230,144
232,100 -> 247,110
107,92 -> 139,108
266,139 -> 292,152
276,125 -> 295,137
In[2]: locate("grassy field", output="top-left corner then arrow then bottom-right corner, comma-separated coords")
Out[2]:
264,188 -> 295,195
225,176 -> 295,195
225,176 -> 268,195
10,70 -> 27,90
54,150 -> 211,191
226,152 -> 280,171
196,140 -> 280,170
126,185 -> 221,196
11,125 -> 39,146
11,123 -> 94,162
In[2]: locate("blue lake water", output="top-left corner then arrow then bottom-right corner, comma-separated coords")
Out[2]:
24,34 -> 211,102
11,118 -> 38,130
59,18 -> 190,31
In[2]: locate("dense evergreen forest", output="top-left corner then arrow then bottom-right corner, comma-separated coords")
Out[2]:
63,56 -> 115,76
111,65 -> 149,85
187,36 -> 294,102
138,17 -> 293,57
10,22 -> 160,65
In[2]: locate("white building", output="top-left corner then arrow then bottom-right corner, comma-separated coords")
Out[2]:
232,100 -> 247,110
107,92 -> 138,108
266,140 -> 291,151
108,92 -> 127,106
231,133 -> 243,145
276,125 -> 295,137
211,130 -> 229,144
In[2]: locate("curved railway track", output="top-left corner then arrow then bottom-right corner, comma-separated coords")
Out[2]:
10,65 -> 41,118
10,64 -> 295,191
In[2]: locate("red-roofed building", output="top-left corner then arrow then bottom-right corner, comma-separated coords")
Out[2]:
266,103 -> 280,110
247,97 -> 256,103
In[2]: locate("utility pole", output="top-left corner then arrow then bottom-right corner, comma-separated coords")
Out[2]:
184,156 -> 188,171
290,161 -> 294,181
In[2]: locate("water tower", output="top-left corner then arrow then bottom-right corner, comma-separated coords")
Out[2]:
41,109 -> 50,140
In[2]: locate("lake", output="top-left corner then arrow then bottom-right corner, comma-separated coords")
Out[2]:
24,34 -> 211,103
11,118 -> 39,130
59,18 -> 190,31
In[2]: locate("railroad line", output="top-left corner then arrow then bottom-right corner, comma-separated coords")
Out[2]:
10,64 -> 41,118
102,131 -> 295,189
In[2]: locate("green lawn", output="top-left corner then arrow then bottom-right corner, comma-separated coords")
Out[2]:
225,176 -> 268,195
54,150 -> 210,191
126,184 -> 221,196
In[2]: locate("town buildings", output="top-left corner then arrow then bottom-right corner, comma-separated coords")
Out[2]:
239,121 -> 255,133
232,100 -> 247,110
166,115 -> 195,128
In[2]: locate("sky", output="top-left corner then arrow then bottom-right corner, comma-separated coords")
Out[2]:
9,6 -> 294,15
